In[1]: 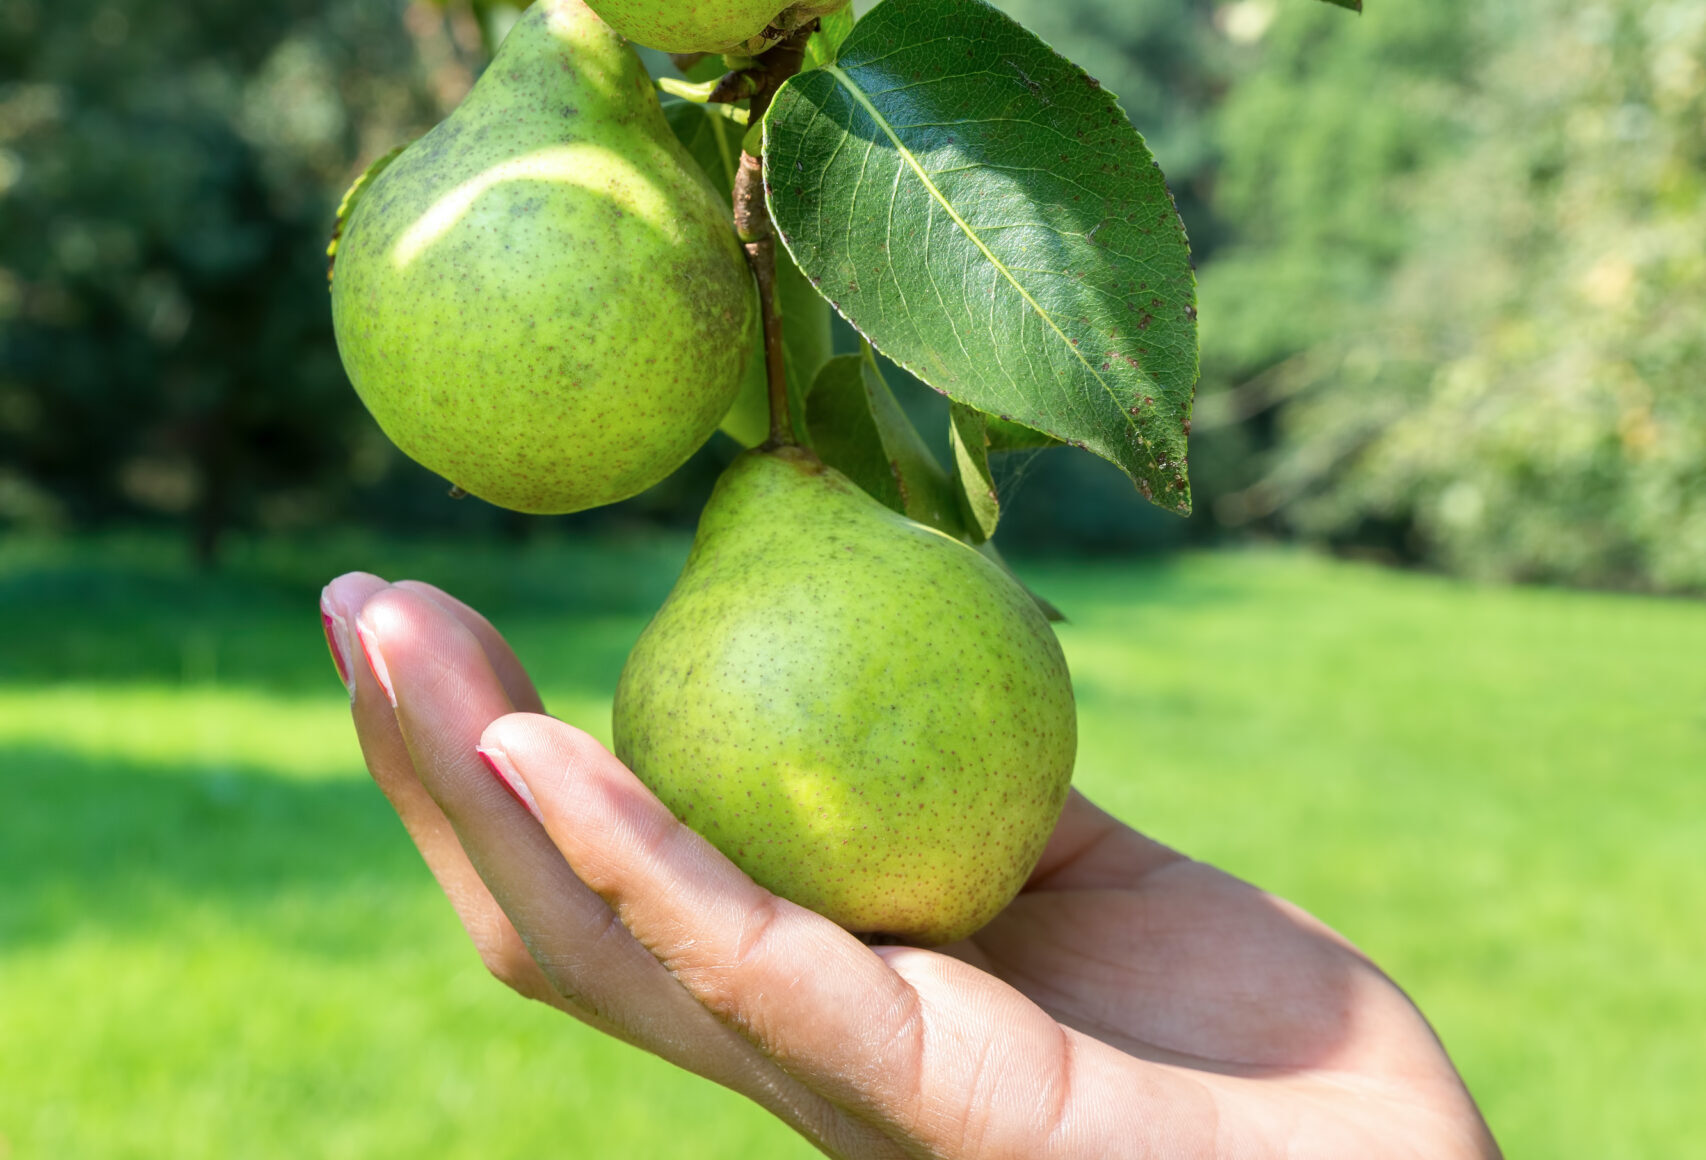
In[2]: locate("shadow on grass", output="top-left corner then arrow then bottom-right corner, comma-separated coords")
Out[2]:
1,744 -> 431,951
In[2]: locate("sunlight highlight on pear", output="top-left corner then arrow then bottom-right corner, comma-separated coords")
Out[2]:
585,0 -> 847,54
330,0 -> 755,514
389,145 -> 669,270
613,447 -> 1078,946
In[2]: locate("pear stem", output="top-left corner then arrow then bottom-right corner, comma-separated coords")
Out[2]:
731,27 -> 813,449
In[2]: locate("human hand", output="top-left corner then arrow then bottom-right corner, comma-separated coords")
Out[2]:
321,573 -> 1501,1159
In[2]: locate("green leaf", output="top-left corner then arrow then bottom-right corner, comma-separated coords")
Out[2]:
656,75 -> 727,104
740,119 -> 764,159
1319,0 -> 1363,11
805,349 -> 959,532
664,98 -> 745,197
948,403 -> 999,543
808,348 -> 1064,620
681,53 -> 733,83
985,415 -> 1062,452
719,250 -> 831,446
803,3 -> 856,71
764,0 -> 1198,514
665,99 -> 832,446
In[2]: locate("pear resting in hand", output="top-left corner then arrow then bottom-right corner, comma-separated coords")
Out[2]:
321,572 -> 1502,1159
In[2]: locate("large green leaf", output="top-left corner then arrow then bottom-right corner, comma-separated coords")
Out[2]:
763,0 -> 1198,513
664,99 -> 831,446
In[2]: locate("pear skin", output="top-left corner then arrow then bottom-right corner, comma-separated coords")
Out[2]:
330,0 -> 755,514
613,447 -> 1077,945
586,0 -> 845,54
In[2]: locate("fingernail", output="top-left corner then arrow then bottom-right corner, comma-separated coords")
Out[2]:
477,744 -> 544,824
354,615 -> 397,707
319,590 -> 355,699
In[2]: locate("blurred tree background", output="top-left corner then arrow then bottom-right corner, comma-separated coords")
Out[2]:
5,5 -> 1703,1155
2,0 -> 1702,589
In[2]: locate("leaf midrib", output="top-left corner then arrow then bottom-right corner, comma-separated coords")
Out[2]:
821,62 -> 1135,432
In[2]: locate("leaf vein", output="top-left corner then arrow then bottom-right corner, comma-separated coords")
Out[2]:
825,63 -> 1134,423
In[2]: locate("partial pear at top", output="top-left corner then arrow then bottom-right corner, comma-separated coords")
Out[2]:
585,0 -> 847,55
329,0 -> 755,514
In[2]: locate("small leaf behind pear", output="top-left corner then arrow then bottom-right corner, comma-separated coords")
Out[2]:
805,349 -> 958,533
948,403 -> 998,544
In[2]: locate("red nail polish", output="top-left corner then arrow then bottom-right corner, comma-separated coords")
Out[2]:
320,595 -> 353,695
477,745 -> 544,823
354,618 -> 397,707
478,748 -> 528,807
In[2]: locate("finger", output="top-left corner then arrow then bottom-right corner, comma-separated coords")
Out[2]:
916,791 -> 1184,975
361,592 -> 817,1085
322,574 -> 567,1012
321,572 -> 388,703
491,716 -> 965,1119
872,945 -> 1221,1156
392,579 -> 545,715
478,713 -> 895,1158
1025,789 -> 1185,891
500,722 -> 1208,1155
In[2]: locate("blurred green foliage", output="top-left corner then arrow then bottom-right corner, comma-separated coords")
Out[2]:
1199,0 -> 1706,591
3,0 -> 1702,589
0,0 -> 539,556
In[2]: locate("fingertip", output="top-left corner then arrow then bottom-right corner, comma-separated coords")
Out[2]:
481,710 -> 573,751
354,584 -> 467,667
352,583 -> 413,637
481,713 -> 619,798
352,586 -> 505,717
396,582 -> 547,716
475,743 -> 545,823
322,571 -> 389,612
391,579 -> 470,625
353,612 -> 398,708
320,576 -> 390,693
391,577 -> 459,607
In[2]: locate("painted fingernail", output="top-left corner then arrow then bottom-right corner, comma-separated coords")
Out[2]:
319,590 -> 355,699
354,615 -> 397,707
477,744 -> 544,824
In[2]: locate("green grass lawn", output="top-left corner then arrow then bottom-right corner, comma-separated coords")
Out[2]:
2,532 -> 1702,1157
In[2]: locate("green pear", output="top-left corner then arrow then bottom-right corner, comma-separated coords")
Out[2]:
585,0 -> 845,55
613,447 -> 1077,945
330,0 -> 755,514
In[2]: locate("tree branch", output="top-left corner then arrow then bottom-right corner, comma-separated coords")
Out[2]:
731,28 -> 813,448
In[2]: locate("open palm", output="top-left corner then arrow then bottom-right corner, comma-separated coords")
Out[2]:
322,572 -> 1498,1158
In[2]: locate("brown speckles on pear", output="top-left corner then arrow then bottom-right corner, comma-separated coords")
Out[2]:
612,448 -> 1076,946
328,0 -> 755,515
